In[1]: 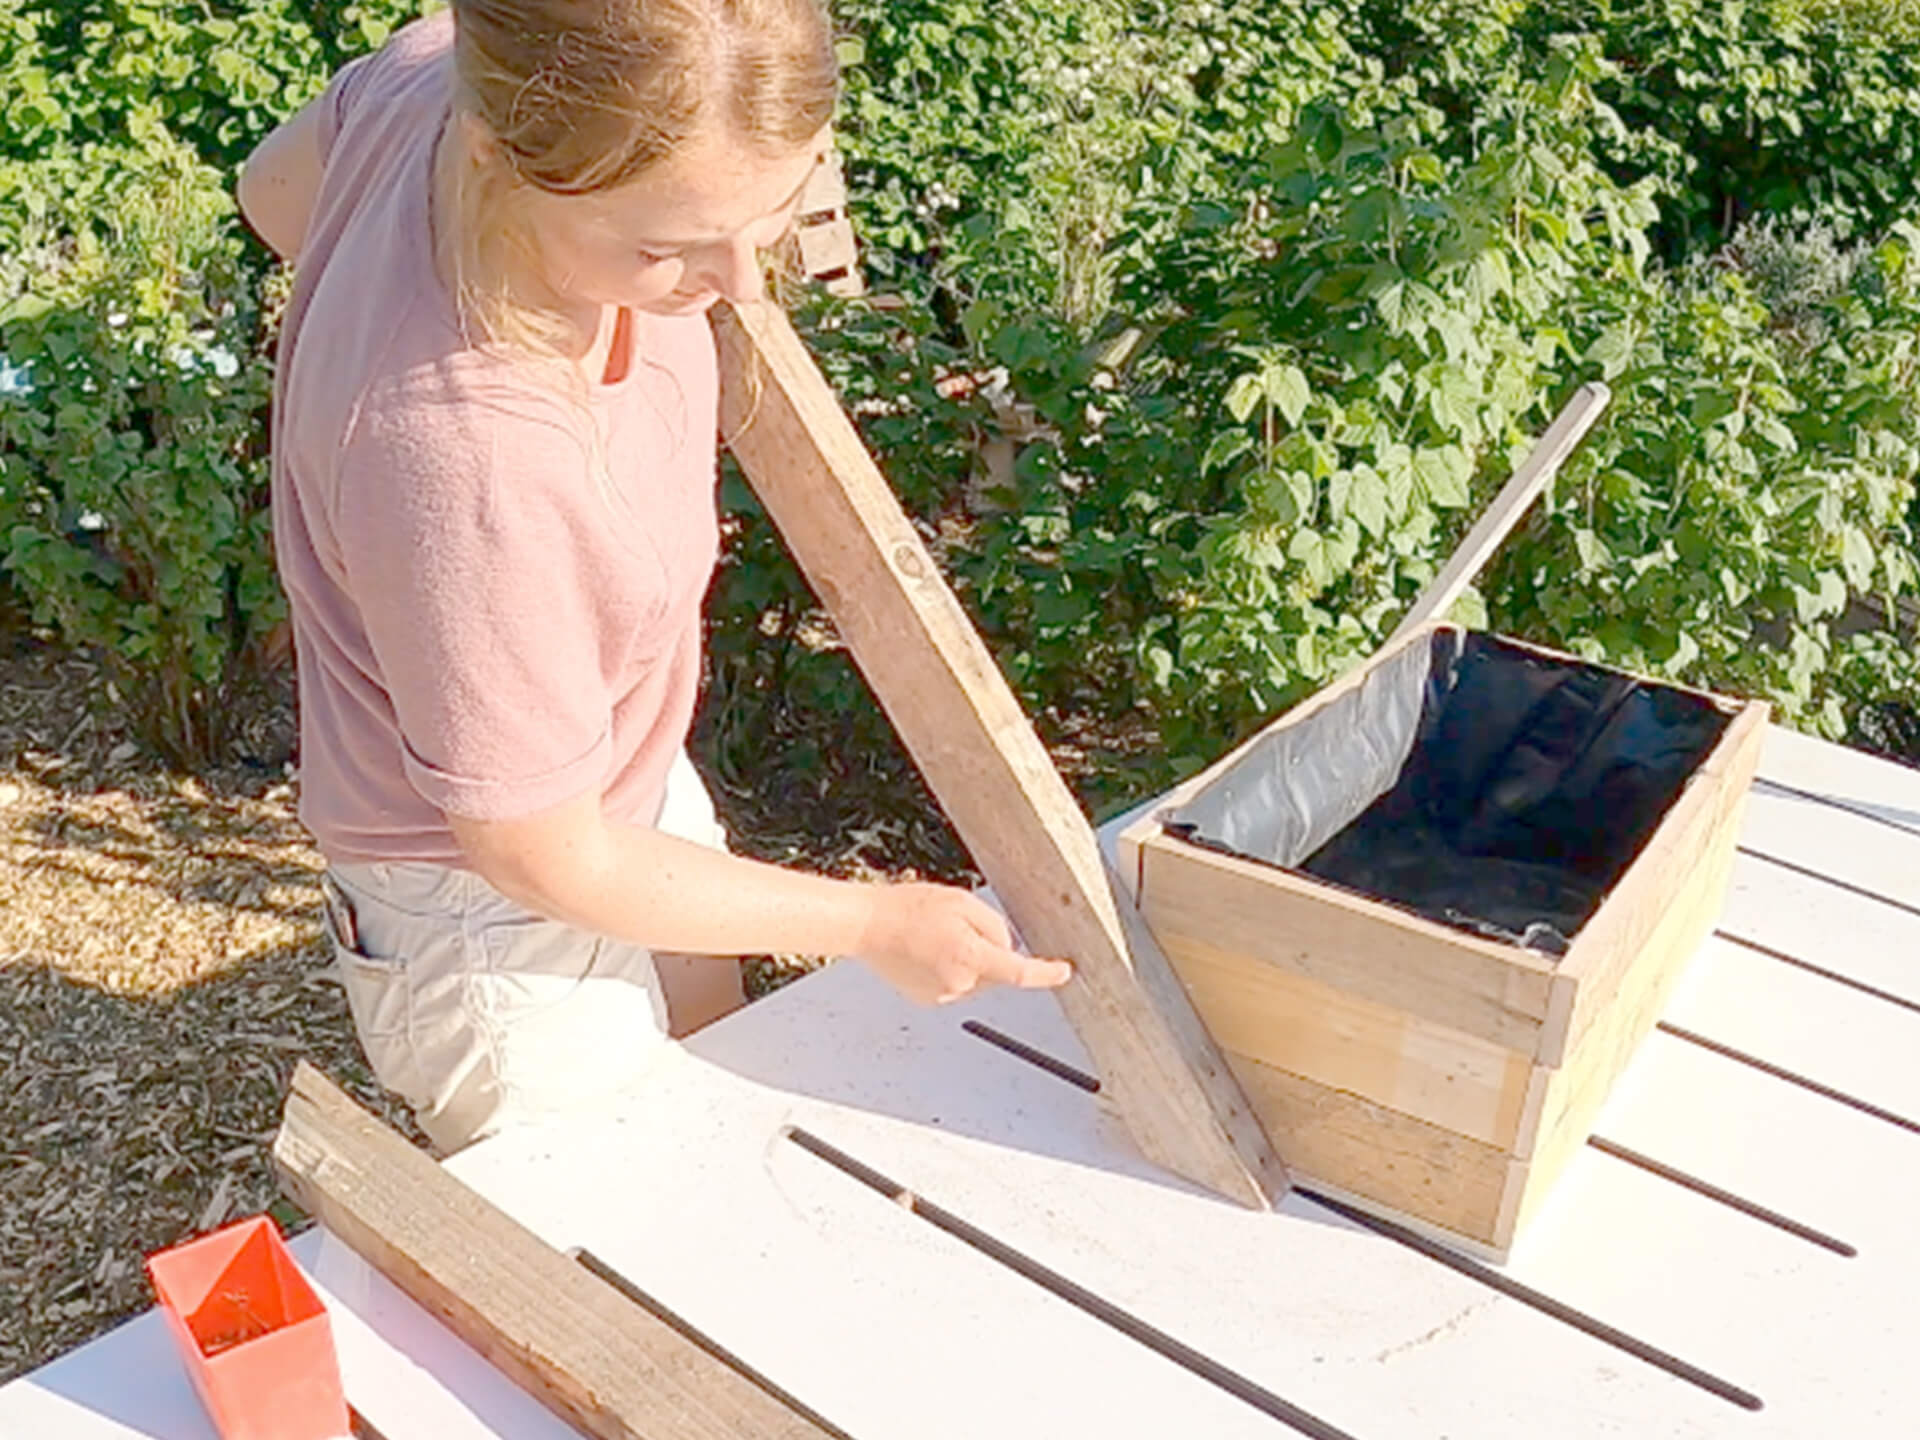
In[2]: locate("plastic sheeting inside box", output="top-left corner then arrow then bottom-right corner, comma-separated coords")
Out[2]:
1165,632 -> 1733,954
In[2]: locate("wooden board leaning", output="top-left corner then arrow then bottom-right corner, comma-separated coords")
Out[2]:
712,298 -> 1289,1210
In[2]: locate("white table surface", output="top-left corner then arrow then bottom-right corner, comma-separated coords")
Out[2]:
6,723 -> 1917,1440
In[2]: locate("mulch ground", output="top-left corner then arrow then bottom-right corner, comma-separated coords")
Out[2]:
0,641 -> 438,1382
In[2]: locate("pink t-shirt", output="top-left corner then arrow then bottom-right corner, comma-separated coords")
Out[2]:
272,13 -> 721,864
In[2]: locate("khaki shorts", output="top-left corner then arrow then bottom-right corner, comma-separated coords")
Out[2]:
320,751 -> 727,1154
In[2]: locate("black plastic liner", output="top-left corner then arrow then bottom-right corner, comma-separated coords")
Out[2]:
1169,631 -> 1733,955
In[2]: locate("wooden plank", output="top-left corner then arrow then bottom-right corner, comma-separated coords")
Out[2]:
1508,777 -> 1747,1242
1755,721 -> 1920,833
795,219 -> 858,281
1137,832 -> 1557,1055
270,1062 -> 838,1440
1544,699 -> 1768,1065
713,298 -> 1288,1209
1720,851 -> 1920,1005
1663,934 -> 1920,1121
798,150 -> 850,215
793,151 -> 862,295
1738,776 -> 1920,909
1161,930 -> 1539,1149
1228,1054 -> 1514,1248
661,962 -> 1843,1436
1385,382 -> 1611,649
436,1034 -> 1288,1440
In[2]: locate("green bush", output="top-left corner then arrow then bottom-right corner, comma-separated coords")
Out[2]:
776,6 -> 1920,790
0,125 -> 280,764
3,0 -> 1916,785
1494,216 -> 1920,733
709,0 -> 1378,780
0,0 -> 438,763
1355,0 -> 1920,256
948,40 -> 1666,755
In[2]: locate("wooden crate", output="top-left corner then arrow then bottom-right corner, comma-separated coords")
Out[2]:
1117,622 -> 1768,1258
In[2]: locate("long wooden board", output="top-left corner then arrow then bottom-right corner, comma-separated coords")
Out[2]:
271,1062 -> 838,1440
713,299 -> 1288,1209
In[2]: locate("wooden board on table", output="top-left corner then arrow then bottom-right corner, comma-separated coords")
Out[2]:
271,1063 -> 838,1440
712,297 -> 1287,1211
1735,728 -> 1920,910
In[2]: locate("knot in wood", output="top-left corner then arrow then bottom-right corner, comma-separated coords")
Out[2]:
892,543 -> 927,581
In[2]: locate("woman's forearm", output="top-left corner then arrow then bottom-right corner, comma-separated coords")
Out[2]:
447,790 -> 1071,1005
449,792 -> 879,957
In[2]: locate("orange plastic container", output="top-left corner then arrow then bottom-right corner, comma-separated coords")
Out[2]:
145,1215 -> 350,1440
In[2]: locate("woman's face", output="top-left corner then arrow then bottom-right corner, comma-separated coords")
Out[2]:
522,127 -> 833,318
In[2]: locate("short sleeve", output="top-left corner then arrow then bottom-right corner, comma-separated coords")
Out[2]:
313,50 -> 379,162
333,374 -> 657,822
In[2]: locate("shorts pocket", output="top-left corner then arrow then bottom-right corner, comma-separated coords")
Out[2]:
321,875 -> 415,1035
477,913 -> 607,1023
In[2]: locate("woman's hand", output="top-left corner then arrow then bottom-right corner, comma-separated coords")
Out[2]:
858,882 -> 1073,1006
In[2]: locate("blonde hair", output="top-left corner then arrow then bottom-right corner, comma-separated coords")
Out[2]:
436,0 -> 838,353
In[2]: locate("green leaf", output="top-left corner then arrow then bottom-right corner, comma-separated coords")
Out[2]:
1224,373 -> 1264,424
1348,466 -> 1389,537
1447,586 -> 1489,630
1201,429 -> 1254,476
1573,528 -> 1612,572
1840,527 -> 1877,590
1266,364 -> 1310,428
1413,445 -> 1471,508
1584,324 -> 1635,379
1288,528 -> 1333,589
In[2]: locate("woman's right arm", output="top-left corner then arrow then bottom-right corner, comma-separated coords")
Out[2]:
237,98 -> 332,260
447,793 -> 1074,1007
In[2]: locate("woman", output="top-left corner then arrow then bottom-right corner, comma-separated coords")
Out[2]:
238,0 -> 1070,1152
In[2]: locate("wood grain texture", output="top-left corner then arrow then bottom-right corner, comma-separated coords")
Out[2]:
1228,1056 -> 1512,1246
1164,930 -> 1540,1149
794,151 -> 862,296
272,1063 -> 836,1440
714,299 -> 1288,1209
1138,834 -> 1558,1055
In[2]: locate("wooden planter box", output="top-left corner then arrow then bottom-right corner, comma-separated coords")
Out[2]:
1117,622 -> 1767,1258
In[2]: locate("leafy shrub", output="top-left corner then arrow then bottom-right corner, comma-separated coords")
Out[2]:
949,40 -> 1665,756
0,1 -> 435,168
1357,0 -> 1920,256
0,125 -> 280,763
709,0 -> 1378,779
777,9 -> 1920,788
1494,217 -> 1920,734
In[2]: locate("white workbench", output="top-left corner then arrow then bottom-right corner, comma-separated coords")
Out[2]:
6,724 -> 1917,1439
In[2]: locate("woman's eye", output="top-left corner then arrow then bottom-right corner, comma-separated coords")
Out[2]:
636,248 -> 677,265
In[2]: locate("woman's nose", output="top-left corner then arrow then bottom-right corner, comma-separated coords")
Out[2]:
699,235 -> 763,305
